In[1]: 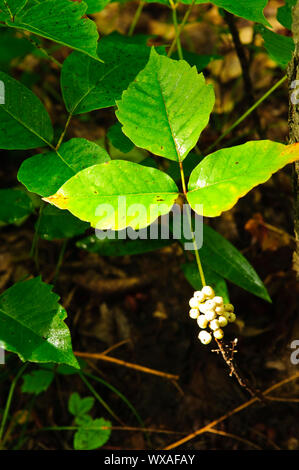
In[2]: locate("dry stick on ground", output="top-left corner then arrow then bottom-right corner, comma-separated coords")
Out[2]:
74,351 -> 179,381
223,10 -> 264,139
163,371 -> 299,450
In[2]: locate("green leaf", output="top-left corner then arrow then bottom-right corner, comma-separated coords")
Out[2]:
74,417 -> 111,450
0,0 -> 27,19
200,224 -> 270,301
18,138 -> 110,197
180,0 -> 270,25
85,0 -> 110,13
44,160 -> 179,230
0,71 -> 53,149
8,0 -> 100,60
187,141 -> 299,217
0,277 -> 79,367
107,122 -> 134,154
68,393 -> 95,417
21,369 -> 54,395
0,188 -> 34,226
116,48 -> 215,162
61,33 -> 152,115
277,0 -> 296,30
37,205 -> 89,240
258,26 -> 294,68
77,233 -> 174,256
182,262 -> 230,303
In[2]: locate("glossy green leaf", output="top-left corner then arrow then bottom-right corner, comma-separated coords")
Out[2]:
0,188 -> 34,226
44,160 -> 179,230
37,205 -> 89,240
116,48 -> 215,162
8,0 -> 99,60
69,393 -> 95,417
201,224 -> 270,301
182,262 -> 230,303
277,0 -> 296,30
18,138 -> 110,197
180,0 -> 270,25
187,141 -> 299,217
74,417 -> 111,450
85,0 -> 110,13
0,277 -> 79,367
0,0 -> 27,19
107,122 -> 134,154
0,71 -> 53,149
61,33 -> 152,115
77,233 -> 174,256
21,369 -> 54,395
259,26 -> 294,68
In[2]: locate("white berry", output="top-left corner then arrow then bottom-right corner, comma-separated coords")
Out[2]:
189,297 -> 198,309
189,308 -> 199,319
213,328 -> 224,340
197,315 -> 208,329
224,303 -> 234,312
227,312 -> 236,323
194,291 -> 205,303
215,305 -> 224,315
210,319 -> 220,331
205,310 -> 217,321
213,296 -> 224,306
218,315 -> 228,327
198,330 -> 212,345
205,299 -> 216,311
202,286 -> 215,299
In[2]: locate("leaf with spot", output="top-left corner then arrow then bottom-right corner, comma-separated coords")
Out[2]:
187,141 -> 299,217
0,71 -> 53,150
0,277 -> 79,367
6,0 -> 100,60
43,160 -> 179,230
18,138 -> 110,197
116,48 -> 215,162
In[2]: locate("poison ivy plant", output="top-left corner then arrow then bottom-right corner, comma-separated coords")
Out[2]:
5,0 -> 100,60
277,0 -> 296,30
107,122 -> 134,154
0,0 -> 28,20
0,71 -> 53,149
18,138 -> 110,197
258,25 -> 294,68
0,188 -> 34,226
36,205 -> 89,240
85,0 -> 111,13
116,48 -> 215,162
21,369 -> 55,395
0,277 -> 79,368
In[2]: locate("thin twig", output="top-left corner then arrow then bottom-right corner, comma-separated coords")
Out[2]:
74,351 -> 179,381
206,428 -> 262,450
164,371 -> 299,450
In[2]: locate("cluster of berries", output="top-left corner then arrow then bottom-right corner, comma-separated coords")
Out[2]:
189,286 -> 236,345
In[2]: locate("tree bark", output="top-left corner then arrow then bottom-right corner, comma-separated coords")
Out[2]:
288,1 -> 299,278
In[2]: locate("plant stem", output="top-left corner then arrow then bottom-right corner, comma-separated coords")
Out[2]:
167,0 -> 195,58
78,372 -> 123,425
0,363 -> 27,446
204,75 -> 288,155
30,203 -> 44,270
171,6 -> 184,60
128,1 -> 145,36
56,113 -> 72,150
179,160 -> 206,287
53,239 -> 67,285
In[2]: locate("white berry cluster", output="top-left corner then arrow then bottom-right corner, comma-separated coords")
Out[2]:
189,286 -> 236,345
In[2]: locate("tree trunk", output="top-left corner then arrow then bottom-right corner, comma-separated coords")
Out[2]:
288,1 -> 299,278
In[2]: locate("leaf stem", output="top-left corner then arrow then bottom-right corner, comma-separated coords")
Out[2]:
56,113 -> 72,151
171,5 -> 184,60
53,239 -> 67,286
204,75 -> 288,155
0,363 -> 27,446
128,1 -> 145,37
167,0 -> 195,58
